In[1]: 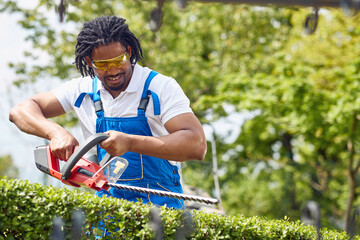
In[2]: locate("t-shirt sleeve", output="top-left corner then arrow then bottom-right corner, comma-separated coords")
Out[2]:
51,78 -> 80,113
157,77 -> 193,125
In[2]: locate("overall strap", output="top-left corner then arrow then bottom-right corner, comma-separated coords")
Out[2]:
137,71 -> 160,117
74,77 -> 104,118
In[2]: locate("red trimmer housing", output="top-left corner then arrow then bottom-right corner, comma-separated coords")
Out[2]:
34,133 -> 110,191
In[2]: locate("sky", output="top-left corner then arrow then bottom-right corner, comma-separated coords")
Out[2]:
0,5 -> 40,183
0,1 -> 78,186
0,1 -> 249,186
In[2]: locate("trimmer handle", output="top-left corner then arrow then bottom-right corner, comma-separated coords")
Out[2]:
61,133 -> 109,180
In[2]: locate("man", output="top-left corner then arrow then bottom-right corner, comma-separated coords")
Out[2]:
9,16 -> 207,209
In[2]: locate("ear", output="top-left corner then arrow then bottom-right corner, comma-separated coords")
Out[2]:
127,46 -> 132,57
85,56 -> 92,68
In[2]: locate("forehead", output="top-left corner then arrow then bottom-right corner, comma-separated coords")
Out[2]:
91,42 -> 127,61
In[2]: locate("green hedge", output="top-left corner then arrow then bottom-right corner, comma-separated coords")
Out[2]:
0,178 -> 357,239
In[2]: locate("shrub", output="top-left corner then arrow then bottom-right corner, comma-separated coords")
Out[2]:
0,178 -> 357,239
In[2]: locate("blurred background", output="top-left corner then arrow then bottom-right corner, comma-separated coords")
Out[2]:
1,0 -> 360,234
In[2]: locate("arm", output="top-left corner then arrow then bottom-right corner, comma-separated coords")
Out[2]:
99,112 -> 207,162
9,92 -> 78,160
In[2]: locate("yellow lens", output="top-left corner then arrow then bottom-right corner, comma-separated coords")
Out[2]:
91,53 -> 129,71
93,62 -> 109,69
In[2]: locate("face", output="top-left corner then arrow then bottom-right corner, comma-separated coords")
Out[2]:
85,42 -> 133,98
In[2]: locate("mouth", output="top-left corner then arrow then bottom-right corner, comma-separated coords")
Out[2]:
105,73 -> 124,84
103,72 -> 128,92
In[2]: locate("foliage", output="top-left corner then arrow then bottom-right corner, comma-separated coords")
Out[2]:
0,155 -> 18,179
185,7 -> 360,232
0,178 -> 357,240
1,0 -> 360,233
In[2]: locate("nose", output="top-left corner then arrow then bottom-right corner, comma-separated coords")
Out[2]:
106,63 -> 120,74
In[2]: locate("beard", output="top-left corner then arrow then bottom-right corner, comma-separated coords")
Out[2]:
105,81 -> 125,91
101,69 -> 132,92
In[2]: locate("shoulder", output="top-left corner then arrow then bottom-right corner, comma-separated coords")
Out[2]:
51,76 -> 94,111
53,76 -> 93,94
69,76 -> 93,90
137,65 -> 189,101
147,70 -> 181,92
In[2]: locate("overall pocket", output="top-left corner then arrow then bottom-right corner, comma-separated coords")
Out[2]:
118,152 -> 144,181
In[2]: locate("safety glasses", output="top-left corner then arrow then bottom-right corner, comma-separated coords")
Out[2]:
91,52 -> 129,71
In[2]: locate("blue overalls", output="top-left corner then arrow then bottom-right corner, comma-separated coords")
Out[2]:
75,71 -> 184,209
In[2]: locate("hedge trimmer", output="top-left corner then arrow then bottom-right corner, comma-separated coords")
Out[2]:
34,133 -> 219,205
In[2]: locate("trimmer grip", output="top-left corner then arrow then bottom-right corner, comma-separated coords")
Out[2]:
61,133 -> 109,180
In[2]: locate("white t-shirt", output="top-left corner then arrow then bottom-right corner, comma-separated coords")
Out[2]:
52,64 -> 193,140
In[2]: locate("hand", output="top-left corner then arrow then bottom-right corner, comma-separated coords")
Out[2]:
49,131 -> 79,161
99,130 -> 131,156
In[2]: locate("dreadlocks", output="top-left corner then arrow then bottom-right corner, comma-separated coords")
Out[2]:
75,16 -> 143,78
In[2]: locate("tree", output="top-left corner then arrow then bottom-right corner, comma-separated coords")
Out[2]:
2,0 -> 359,232
0,154 -> 19,178
196,8 -> 360,231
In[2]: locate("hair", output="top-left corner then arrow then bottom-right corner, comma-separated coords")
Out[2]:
75,16 -> 143,78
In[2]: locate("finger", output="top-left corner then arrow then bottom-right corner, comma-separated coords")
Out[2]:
73,145 -> 79,152
64,151 -> 70,161
63,145 -> 72,161
104,130 -> 113,138
72,144 -> 77,153
99,139 -> 109,149
57,152 -> 66,161
50,146 -> 63,160
64,144 -> 77,161
51,149 -> 59,160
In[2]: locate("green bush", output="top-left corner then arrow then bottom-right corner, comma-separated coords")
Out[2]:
0,178 -> 357,239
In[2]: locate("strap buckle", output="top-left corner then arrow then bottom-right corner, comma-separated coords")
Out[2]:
138,97 -> 150,111
94,100 -> 103,112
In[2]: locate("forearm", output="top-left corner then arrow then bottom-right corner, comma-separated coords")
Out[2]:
100,113 -> 207,162
128,129 -> 207,162
9,99 -> 66,140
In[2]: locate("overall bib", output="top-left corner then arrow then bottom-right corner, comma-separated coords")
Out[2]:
75,71 -> 184,209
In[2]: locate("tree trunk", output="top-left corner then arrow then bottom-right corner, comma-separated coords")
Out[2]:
344,112 -> 359,232
282,132 -> 298,212
345,164 -> 356,233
